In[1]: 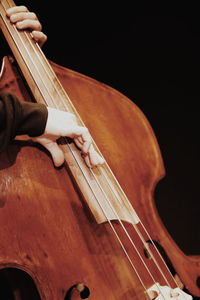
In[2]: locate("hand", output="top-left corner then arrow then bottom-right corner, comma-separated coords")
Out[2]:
155,287 -> 192,300
6,5 -> 47,47
148,285 -> 192,300
33,107 -> 105,168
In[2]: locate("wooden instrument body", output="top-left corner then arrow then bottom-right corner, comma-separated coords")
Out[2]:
0,56 -> 199,299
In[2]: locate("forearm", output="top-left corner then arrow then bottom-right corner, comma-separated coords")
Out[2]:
0,93 -> 48,152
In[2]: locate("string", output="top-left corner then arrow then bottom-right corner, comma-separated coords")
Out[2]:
0,2 -> 183,300
0,2 -> 173,298
0,2 -> 151,291
68,143 -> 165,292
98,165 -> 186,297
0,2 -> 177,296
0,2 -> 185,299
20,32 -> 182,294
100,167 -> 179,286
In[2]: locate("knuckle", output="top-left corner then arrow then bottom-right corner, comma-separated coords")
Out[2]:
33,20 -> 42,31
70,113 -> 77,122
83,126 -> 89,133
10,13 -> 17,22
19,5 -> 28,12
37,22 -> 42,31
81,127 -> 90,138
16,21 -> 23,29
43,34 -> 48,41
30,12 -> 37,19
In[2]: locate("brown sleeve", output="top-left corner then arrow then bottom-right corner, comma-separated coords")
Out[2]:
0,93 -> 48,152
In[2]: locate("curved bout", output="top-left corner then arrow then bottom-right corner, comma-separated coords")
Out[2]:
0,267 -> 41,299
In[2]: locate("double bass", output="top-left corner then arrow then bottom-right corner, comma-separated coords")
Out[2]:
0,0 -> 199,299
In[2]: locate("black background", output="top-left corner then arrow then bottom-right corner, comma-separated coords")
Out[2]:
1,2 -> 200,256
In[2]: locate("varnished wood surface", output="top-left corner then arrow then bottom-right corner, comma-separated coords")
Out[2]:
0,57 -> 199,299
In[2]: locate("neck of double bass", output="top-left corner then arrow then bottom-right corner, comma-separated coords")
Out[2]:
0,0 -> 58,107
0,0 -> 141,226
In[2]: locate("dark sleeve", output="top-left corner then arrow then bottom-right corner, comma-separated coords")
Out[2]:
0,93 -> 48,152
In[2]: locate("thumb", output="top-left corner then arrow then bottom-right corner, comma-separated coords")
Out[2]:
38,139 -> 65,167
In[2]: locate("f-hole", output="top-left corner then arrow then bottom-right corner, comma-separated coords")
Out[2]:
0,268 -> 41,300
65,283 -> 90,299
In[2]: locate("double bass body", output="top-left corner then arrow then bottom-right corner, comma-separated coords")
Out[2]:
0,3 -> 199,299
0,56 -> 199,299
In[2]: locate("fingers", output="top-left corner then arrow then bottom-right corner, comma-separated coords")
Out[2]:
74,127 -> 91,154
86,145 -> 105,168
6,5 -> 29,16
34,135 -> 104,169
6,6 -> 47,46
31,31 -> 47,47
73,130 -> 105,168
78,143 -> 104,168
6,6 -> 41,30
8,11 -> 40,25
44,107 -> 105,168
